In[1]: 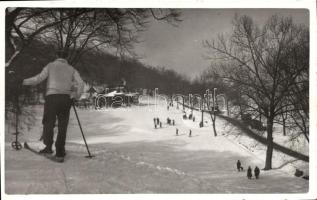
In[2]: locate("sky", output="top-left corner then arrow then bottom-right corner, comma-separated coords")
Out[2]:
134,9 -> 309,80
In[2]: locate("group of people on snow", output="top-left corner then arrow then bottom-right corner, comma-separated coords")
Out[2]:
237,160 -> 260,179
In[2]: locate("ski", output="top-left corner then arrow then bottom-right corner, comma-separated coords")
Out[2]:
23,142 -> 64,163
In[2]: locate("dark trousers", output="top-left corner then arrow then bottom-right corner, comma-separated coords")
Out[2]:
43,94 -> 72,156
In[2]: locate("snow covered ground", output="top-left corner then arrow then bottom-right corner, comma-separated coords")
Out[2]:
5,98 -> 309,194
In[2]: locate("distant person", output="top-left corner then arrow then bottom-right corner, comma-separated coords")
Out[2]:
189,129 -> 192,137
247,166 -> 252,179
22,50 -> 84,162
167,117 -> 171,125
295,169 -> 304,177
159,122 -> 162,128
176,128 -> 178,136
172,120 -> 175,126
236,160 -> 243,171
254,166 -> 260,179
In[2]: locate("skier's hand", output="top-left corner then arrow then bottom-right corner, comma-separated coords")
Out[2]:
71,98 -> 76,106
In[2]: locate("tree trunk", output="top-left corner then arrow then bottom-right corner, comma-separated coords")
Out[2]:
264,117 -> 274,170
282,117 -> 286,136
182,97 -> 185,111
212,118 -> 217,136
226,99 -> 230,117
5,8 -> 23,63
210,113 -> 217,137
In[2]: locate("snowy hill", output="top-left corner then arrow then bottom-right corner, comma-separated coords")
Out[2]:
5,98 -> 308,194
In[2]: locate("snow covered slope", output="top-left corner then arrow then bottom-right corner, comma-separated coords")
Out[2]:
5,98 -> 308,193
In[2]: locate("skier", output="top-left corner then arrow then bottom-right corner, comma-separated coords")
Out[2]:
189,129 -> 192,137
22,50 -> 84,162
193,116 -> 195,122
176,128 -> 178,136
247,166 -> 252,179
254,166 -> 260,179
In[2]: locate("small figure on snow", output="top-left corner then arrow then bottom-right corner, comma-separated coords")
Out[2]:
254,166 -> 260,179
295,169 -> 304,177
154,124 -> 157,129
172,120 -> 175,126
247,166 -> 252,179
236,160 -> 243,171
155,117 -> 160,125
199,121 -> 203,128
176,128 -> 179,136
159,122 -> 162,128
153,118 -> 156,125
193,116 -> 195,122
189,129 -> 192,137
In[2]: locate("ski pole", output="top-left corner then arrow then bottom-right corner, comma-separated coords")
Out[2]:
72,101 -> 94,158
11,92 -> 22,150
10,71 -> 22,150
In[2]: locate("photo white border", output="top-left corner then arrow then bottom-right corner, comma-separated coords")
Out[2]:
1,0 -> 316,200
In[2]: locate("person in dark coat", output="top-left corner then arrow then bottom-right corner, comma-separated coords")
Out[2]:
176,128 -> 178,136
247,166 -> 252,179
254,166 -> 260,179
172,120 -> 175,126
189,129 -> 192,137
236,160 -> 243,171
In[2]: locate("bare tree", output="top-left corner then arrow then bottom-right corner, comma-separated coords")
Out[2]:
6,8 -> 181,68
204,15 -> 309,170
5,8 -> 94,68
